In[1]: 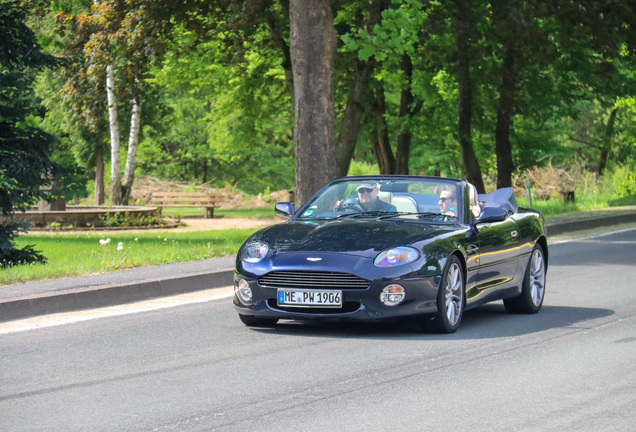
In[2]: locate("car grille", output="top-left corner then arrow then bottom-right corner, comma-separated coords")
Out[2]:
258,271 -> 369,290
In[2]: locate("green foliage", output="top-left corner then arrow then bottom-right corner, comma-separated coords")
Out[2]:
99,211 -> 166,228
347,160 -> 380,176
140,23 -> 295,194
1,0 -> 58,266
17,0 -> 636,204
605,163 -> 636,198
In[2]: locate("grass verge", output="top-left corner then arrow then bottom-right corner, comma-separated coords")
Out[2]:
1,228 -> 261,287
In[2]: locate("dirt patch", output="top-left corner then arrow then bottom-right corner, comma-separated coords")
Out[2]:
129,176 -> 293,209
26,217 -> 279,235
168,217 -> 278,232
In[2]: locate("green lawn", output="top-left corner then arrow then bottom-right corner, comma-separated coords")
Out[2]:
2,228 -> 261,287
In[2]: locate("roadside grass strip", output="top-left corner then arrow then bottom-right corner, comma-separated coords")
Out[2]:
2,229 -> 260,286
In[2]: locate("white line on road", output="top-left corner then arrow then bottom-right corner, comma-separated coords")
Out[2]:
0,287 -> 234,335
549,225 -> 636,245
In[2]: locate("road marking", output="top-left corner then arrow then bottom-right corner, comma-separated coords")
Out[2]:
0,287 -> 234,335
549,226 -> 636,245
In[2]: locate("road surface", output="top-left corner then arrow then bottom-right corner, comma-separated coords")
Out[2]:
1,228 -> 635,431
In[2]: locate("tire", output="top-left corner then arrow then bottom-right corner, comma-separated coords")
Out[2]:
428,255 -> 465,334
238,314 -> 278,327
504,244 -> 546,314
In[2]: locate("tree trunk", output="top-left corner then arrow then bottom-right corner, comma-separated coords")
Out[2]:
289,0 -> 338,206
597,106 -> 618,177
452,0 -> 486,193
335,0 -> 387,177
396,53 -> 415,175
371,85 -> 396,174
495,47 -> 517,189
95,150 -> 105,205
122,97 -> 141,205
266,0 -> 294,107
106,63 -> 122,205
336,59 -> 373,177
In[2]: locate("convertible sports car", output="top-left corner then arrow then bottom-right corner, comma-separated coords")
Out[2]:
233,176 -> 548,333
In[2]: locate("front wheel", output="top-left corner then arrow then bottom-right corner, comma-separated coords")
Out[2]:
238,314 -> 279,327
428,255 -> 465,333
504,244 -> 546,314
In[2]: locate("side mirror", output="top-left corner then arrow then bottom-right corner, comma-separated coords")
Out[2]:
275,202 -> 295,218
476,207 -> 508,223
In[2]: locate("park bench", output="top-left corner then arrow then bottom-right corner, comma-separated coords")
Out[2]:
150,191 -> 222,218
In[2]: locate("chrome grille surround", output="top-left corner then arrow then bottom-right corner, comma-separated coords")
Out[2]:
258,271 -> 369,290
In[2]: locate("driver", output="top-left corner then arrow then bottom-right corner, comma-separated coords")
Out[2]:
336,182 -> 397,212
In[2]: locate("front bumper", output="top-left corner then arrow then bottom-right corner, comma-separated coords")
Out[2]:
233,274 -> 440,322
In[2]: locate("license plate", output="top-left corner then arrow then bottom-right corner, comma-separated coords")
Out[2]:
277,289 -> 342,308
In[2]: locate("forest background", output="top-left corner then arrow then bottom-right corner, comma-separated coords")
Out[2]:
3,0 -> 636,219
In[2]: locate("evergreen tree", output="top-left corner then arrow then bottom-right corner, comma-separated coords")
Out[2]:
0,0 -> 58,266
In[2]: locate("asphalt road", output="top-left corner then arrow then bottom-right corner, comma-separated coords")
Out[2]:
1,228 -> 635,431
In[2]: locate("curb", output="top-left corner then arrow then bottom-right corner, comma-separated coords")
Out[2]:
545,211 -> 636,236
2,211 -> 636,323
0,270 -> 235,323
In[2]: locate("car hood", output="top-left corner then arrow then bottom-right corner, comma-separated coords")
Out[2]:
247,218 -> 457,258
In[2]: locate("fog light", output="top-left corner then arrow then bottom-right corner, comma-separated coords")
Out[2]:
236,279 -> 253,303
380,284 -> 406,306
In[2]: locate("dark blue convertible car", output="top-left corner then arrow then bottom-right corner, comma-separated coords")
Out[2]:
233,176 -> 548,333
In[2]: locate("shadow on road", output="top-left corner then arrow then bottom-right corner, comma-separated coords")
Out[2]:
248,303 -> 614,340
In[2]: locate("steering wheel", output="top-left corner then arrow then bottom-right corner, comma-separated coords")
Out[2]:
338,202 -> 364,212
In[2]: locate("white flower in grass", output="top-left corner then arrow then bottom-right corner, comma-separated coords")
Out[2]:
117,245 -> 123,251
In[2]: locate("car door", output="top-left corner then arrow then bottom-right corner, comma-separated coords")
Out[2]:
466,215 -> 522,304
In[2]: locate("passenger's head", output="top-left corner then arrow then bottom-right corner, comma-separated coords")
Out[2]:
439,187 -> 457,215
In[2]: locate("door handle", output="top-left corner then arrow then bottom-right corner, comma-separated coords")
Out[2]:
466,244 -> 479,254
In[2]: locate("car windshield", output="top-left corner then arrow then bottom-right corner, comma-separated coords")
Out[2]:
296,177 -> 461,221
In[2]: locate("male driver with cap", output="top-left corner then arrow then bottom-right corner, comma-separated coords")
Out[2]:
336,182 -> 396,212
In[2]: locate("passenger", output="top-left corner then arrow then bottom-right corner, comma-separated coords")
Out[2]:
335,182 -> 397,212
438,187 -> 458,216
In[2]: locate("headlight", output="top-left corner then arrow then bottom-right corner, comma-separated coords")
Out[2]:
240,241 -> 270,263
374,247 -> 419,267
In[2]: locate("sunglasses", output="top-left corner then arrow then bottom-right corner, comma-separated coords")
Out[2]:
439,197 -> 453,202
358,188 -> 374,194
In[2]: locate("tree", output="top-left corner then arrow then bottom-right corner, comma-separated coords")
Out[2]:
289,0 -> 338,205
0,0 -> 58,266
450,0 -> 486,192
57,0 -> 168,204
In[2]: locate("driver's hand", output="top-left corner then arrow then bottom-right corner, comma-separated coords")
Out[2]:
334,199 -> 344,210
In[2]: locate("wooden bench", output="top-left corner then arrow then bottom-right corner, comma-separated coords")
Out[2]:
150,192 -> 222,219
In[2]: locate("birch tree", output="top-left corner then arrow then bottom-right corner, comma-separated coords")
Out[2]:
58,0 -> 161,204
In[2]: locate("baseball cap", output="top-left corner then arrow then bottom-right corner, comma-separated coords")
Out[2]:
356,182 -> 377,192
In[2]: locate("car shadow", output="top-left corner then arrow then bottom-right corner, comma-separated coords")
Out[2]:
248,303 -> 614,340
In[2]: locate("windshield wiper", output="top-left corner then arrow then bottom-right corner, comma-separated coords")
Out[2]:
335,211 -> 397,220
378,212 -> 454,220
